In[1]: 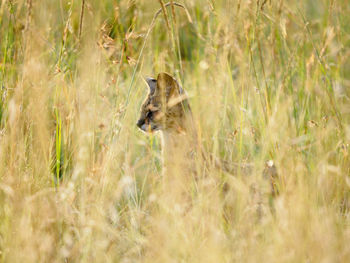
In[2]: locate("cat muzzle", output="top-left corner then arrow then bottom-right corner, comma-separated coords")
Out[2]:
137,119 -> 159,132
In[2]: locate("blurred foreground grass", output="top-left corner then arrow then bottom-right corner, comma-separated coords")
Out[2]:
0,0 -> 349,262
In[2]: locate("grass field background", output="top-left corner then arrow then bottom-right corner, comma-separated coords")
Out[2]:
0,0 -> 349,262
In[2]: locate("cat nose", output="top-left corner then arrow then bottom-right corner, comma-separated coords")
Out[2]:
137,119 -> 144,129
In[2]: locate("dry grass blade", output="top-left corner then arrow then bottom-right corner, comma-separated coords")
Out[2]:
170,0 -> 177,25
158,0 -> 170,30
78,0 -> 85,41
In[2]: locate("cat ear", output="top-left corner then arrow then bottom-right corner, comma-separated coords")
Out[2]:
156,72 -> 181,99
145,77 -> 157,94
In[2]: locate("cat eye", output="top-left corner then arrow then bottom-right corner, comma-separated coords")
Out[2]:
146,110 -> 160,120
146,111 -> 153,119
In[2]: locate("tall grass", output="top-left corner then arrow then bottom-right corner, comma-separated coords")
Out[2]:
0,0 -> 349,262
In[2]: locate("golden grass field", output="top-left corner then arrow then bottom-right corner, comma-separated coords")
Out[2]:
0,0 -> 349,262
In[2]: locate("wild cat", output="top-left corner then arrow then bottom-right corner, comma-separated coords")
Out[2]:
136,72 -> 277,193
136,72 -> 197,177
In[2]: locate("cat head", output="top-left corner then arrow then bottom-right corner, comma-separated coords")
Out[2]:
137,72 -> 190,133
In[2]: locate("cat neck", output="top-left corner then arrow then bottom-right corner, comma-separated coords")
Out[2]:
160,115 -> 196,164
